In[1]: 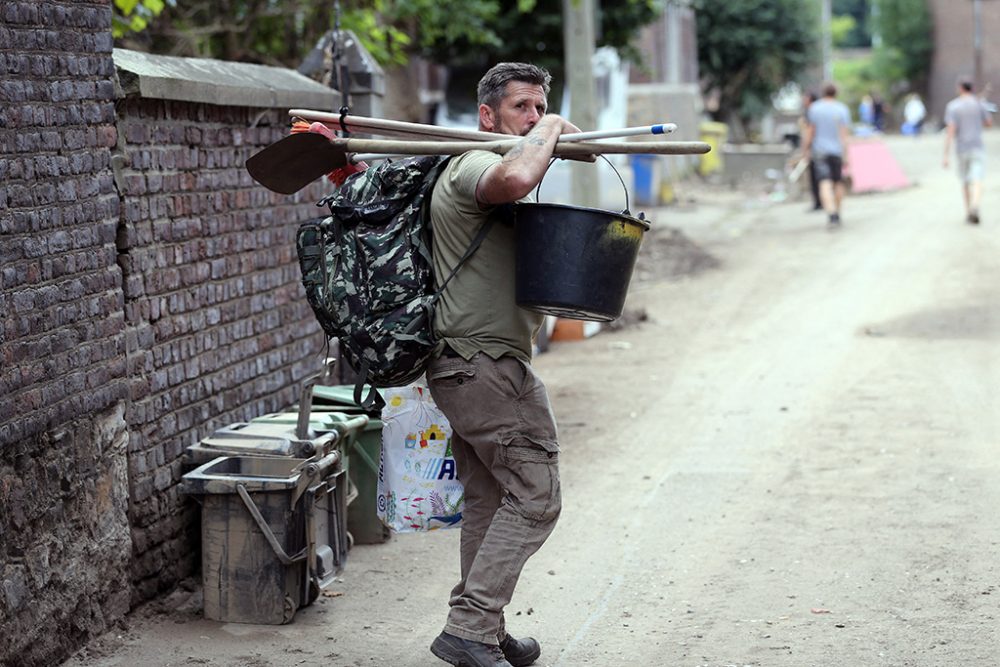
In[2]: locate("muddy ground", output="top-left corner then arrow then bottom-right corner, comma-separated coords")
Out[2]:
65,133 -> 1000,667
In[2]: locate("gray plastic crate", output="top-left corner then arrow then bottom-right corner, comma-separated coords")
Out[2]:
182,452 -> 345,624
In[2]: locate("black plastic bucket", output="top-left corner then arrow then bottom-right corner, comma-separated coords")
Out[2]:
513,200 -> 650,322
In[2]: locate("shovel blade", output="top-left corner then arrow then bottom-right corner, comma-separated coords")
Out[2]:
245,133 -> 349,194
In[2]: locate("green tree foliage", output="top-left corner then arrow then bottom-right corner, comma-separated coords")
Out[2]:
832,0 -> 932,116
832,0 -> 871,47
112,0 -> 176,38
128,1 -> 340,65
123,0 -> 664,78
693,0 -> 819,135
413,0 -> 663,80
340,0 -> 502,68
870,0 -> 932,92
831,15 -> 858,49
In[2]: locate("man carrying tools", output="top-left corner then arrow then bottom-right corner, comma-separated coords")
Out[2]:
242,63 -> 708,667
424,62 -> 585,667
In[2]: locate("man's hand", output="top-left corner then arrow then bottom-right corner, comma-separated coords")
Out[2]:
552,117 -> 597,163
943,155 -> 950,169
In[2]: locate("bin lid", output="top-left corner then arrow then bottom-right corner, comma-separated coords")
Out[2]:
311,385 -> 370,407
310,386 -> 384,426
182,455 -> 310,494
183,422 -> 337,466
195,434 -> 295,456
251,410 -> 361,433
212,421 -> 338,447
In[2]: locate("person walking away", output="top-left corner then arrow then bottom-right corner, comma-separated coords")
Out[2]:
871,92 -> 887,133
943,77 -> 992,224
804,83 -> 852,228
903,93 -> 926,136
799,91 -> 823,211
424,62 -> 589,667
858,94 -> 874,128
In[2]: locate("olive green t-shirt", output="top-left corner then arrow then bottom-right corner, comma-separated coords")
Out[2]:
429,150 -> 543,362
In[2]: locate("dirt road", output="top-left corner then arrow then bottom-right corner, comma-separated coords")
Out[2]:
66,133 -> 1000,667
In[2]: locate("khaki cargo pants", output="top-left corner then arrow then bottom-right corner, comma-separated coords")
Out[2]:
427,351 -> 561,645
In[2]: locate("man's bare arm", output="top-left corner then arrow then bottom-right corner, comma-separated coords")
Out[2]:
475,114 -> 581,207
943,123 -> 955,167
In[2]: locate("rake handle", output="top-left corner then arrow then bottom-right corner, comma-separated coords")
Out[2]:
289,109 -> 679,146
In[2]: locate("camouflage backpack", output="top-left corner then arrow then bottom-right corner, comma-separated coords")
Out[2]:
296,156 -> 493,410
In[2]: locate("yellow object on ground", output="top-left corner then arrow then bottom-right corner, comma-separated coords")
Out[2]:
698,121 -> 728,176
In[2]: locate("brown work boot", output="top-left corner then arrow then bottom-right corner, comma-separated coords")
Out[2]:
430,632 -> 512,667
499,634 -> 541,666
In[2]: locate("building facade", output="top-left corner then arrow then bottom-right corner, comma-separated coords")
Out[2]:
927,0 -> 1000,123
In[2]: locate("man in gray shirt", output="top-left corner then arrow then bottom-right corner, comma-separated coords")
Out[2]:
943,78 -> 992,224
804,83 -> 852,227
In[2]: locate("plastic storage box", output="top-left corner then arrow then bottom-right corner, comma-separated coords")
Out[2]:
182,452 -> 345,624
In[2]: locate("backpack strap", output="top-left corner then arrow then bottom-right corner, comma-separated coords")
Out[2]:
353,359 -> 386,414
353,215 -> 496,414
431,214 -> 497,303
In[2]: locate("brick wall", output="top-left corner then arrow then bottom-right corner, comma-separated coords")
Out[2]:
113,97 -> 329,601
2,3 -> 340,664
928,0 -> 1000,123
0,1 -> 132,665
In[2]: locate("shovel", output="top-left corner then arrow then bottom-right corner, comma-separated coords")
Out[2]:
247,132 -> 710,194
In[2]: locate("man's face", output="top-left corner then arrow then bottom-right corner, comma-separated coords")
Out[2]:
481,81 -> 548,136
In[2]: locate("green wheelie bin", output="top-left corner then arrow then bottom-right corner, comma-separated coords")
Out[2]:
311,385 -> 390,544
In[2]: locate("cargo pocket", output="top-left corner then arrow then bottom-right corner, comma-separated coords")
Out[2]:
426,359 -> 478,436
427,360 -> 477,389
498,435 -> 561,522
500,434 -> 559,464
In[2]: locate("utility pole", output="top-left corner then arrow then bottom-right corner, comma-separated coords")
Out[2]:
820,0 -> 833,82
562,0 -> 599,208
973,0 -> 983,91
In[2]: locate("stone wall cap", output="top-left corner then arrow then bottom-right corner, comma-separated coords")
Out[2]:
113,48 -> 338,109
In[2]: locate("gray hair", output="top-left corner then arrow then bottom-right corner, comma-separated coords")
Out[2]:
477,62 -> 552,111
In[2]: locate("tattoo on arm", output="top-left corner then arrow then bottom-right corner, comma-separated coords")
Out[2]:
505,123 -> 551,162
502,143 -> 525,162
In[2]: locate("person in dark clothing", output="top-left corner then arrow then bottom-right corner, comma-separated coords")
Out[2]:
872,92 -> 886,132
799,91 -> 823,211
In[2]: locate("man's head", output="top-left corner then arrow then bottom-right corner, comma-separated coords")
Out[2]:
959,77 -> 975,94
477,62 -> 551,136
822,83 -> 837,98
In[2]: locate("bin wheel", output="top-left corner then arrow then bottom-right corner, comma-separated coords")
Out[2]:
308,579 -> 321,605
283,594 -> 297,623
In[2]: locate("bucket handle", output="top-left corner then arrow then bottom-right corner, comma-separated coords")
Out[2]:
534,155 -> 634,217
237,483 -> 308,565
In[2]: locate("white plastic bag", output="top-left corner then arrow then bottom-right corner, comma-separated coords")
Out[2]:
377,384 -> 463,532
